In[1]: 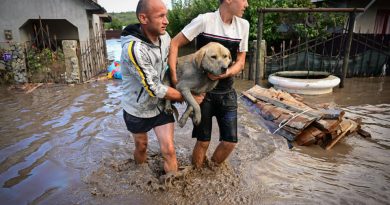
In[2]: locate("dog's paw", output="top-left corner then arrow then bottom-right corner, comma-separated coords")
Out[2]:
164,107 -> 173,115
178,117 -> 187,128
164,105 -> 173,114
193,114 -> 201,126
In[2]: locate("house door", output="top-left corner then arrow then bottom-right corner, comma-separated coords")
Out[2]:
374,9 -> 390,34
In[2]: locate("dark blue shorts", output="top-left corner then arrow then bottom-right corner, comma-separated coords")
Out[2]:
123,110 -> 175,134
192,90 -> 238,143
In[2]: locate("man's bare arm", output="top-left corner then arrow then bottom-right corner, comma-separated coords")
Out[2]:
165,87 -> 204,104
168,32 -> 190,86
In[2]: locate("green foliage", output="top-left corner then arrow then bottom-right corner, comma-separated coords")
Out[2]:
244,0 -> 346,45
104,12 -> 138,30
167,0 -> 219,36
168,0 -> 346,47
103,0 -> 347,48
26,47 -> 64,75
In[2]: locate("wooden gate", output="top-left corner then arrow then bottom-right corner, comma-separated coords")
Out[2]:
78,25 -> 108,83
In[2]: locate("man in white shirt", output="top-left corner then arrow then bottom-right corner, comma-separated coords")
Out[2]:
168,0 -> 249,168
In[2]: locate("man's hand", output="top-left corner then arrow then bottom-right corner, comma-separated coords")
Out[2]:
193,93 -> 205,104
207,69 -> 232,81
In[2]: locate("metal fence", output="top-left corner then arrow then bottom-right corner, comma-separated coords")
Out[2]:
249,8 -> 390,85
264,32 -> 390,77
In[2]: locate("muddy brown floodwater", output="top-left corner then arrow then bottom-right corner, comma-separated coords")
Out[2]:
0,75 -> 389,205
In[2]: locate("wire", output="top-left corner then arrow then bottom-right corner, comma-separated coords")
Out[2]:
273,107 -> 312,134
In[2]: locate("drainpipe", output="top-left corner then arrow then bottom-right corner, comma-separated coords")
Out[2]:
356,0 -> 376,19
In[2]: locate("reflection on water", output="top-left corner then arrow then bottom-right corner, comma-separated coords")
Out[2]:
0,40 -> 389,204
0,78 -> 389,204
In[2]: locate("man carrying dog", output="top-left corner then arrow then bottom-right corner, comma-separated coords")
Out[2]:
168,0 -> 249,168
120,0 -> 203,174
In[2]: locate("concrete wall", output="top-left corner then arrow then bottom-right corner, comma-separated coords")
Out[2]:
92,14 -> 102,37
0,0 -> 97,42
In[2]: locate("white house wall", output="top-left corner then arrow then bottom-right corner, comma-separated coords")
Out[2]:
0,0 -> 96,42
92,14 -> 103,37
352,0 -> 390,33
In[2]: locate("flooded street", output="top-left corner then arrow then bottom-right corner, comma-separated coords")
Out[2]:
0,39 -> 389,204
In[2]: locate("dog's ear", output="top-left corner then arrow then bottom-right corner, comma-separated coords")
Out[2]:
194,47 -> 207,68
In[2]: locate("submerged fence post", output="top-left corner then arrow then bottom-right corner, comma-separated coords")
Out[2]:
340,11 -> 356,88
255,10 -> 264,85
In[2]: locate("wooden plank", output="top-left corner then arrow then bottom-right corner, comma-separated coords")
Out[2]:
240,95 -> 297,141
255,102 -> 315,135
317,108 -> 345,120
255,100 -> 315,131
25,83 -> 43,94
296,126 -> 322,146
339,119 -> 359,133
247,85 -> 323,119
261,118 -> 297,141
326,123 -> 354,150
313,119 -> 340,133
248,86 -> 308,107
242,91 -> 257,103
273,112 -> 315,131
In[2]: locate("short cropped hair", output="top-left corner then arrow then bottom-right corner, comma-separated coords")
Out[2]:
219,0 -> 224,3
136,0 -> 148,20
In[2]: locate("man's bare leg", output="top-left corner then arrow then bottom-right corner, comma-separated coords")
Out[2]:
192,140 -> 210,168
133,132 -> 148,164
154,122 -> 178,173
211,141 -> 236,165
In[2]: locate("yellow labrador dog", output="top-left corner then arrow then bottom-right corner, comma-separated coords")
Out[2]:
165,42 -> 232,127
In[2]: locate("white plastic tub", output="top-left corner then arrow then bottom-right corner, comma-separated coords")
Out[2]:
268,71 -> 340,95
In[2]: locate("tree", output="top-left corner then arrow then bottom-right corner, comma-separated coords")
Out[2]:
167,0 -> 219,36
244,0 -> 346,46
104,12 -> 138,30
168,0 -> 346,47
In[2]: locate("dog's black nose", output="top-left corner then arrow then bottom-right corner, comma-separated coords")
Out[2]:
221,67 -> 227,73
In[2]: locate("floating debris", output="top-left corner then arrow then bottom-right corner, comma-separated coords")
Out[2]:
241,85 -> 370,149
8,83 -> 44,93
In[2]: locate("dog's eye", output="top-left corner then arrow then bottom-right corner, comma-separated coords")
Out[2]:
223,55 -> 227,58
211,55 -> 217,59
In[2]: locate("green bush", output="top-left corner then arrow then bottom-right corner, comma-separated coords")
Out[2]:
26,47 -> 64,80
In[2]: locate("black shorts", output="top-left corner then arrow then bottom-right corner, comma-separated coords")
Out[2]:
123,110 -> 175,134
192,90 -> 238,143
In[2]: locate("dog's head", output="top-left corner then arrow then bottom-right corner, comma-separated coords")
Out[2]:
195,42 -> 232,76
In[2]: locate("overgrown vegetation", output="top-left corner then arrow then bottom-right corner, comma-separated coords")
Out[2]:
26,47 -> 65,82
